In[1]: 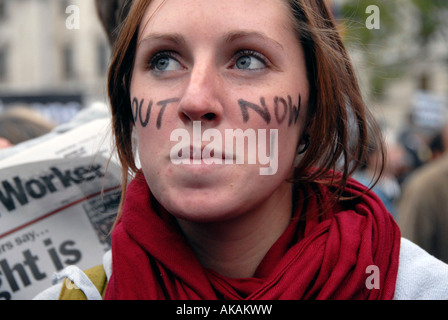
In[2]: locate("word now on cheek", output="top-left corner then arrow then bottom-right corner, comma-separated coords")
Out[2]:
238,94 -> 301,126
131,94 -> 301,129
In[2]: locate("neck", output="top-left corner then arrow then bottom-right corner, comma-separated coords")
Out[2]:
176,181 -> 293,278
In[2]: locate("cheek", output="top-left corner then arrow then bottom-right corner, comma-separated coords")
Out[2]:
237,94 -> 306,176
275,124 -> 301,165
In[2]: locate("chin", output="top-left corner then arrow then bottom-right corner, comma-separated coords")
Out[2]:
164,199 -> 242,223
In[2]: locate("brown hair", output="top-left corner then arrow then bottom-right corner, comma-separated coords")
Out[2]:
108,0 -> 385,216
285,1 -> 384,192
95,0 -> 133,45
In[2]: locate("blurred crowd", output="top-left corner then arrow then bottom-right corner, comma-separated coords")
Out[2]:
355,118 -> 448,264
398,123 -> 448,264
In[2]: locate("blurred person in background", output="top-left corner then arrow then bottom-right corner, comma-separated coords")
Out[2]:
399,124 -> 448,263
428,129 -> 446,162
396,113 -> 432,184
353,138 -> 404,220
0,106 -> 55,147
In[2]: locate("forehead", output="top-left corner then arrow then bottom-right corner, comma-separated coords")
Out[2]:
138,0 -> 294,41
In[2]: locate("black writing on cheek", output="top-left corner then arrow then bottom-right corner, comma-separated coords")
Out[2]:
131,97 -> 141,123
139,100 -> 152,127
274,96 -> 288,124
131,97 -> 150,127
288,94 -> 301,126
238,94 -> 301,126
131,97 -> 179,129
156,98 -> 180,130
238,98 -> 271,124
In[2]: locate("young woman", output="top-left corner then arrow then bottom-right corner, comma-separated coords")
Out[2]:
36,0 -> 448,300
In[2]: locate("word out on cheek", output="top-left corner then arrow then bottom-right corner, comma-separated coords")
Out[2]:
131,97 -> 179,129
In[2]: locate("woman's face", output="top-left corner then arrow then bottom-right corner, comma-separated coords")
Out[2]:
130,0 -> 309,222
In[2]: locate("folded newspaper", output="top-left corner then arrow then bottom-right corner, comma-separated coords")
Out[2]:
0,119 -> 122,300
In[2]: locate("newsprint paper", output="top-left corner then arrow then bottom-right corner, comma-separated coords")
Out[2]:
0,119 -> 122,299
0,156 -> 121,300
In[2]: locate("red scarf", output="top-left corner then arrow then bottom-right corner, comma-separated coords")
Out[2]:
105,172 -> 400,300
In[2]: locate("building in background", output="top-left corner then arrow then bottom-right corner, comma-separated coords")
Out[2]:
332,0 -> 448,142
0,0 -> 110,124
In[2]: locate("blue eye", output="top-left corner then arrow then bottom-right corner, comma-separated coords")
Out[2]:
149,52 -> 183,72
234,51 -> 267,70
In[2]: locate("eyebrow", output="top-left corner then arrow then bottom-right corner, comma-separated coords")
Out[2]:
138,30 -> 284,51
138,33 -> 186,48
223,31 -> 284,51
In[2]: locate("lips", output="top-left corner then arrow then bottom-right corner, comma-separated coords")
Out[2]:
171,141 -> 239,164
188,145 -> 226,160
183,145 -> 238,163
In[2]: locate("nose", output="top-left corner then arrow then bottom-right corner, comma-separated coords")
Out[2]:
177,61 -> 223,126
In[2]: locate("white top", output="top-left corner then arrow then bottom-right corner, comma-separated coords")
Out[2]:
33,238 -> 448,300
